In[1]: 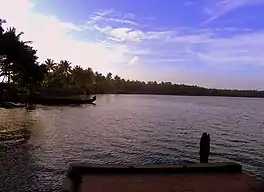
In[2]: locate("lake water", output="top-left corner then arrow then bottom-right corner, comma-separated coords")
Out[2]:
0,95 -> 264,191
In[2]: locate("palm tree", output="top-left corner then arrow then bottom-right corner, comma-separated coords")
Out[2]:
44,58 -> 56,72
0,27 -> 27,83
0,24 -> 47,107
59,60 -> 72,75
84,67 -> 94,84
114,75 -> 121,92
106,72 -> 112,80
71,65 -> 85,93
0,18 -> 6,35
58,60 -> 72,88
106,72 -> 113,92
6,27 -> 23,39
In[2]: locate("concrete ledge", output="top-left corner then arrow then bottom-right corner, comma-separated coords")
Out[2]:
62,162 -> 243,192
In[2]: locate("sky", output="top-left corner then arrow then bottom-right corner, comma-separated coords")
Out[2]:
1,0 -> 264,89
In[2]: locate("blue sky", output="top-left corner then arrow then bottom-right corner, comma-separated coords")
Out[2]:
1,0 -> 264,89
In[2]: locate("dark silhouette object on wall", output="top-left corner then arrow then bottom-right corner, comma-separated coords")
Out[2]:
200,132 -> 210,163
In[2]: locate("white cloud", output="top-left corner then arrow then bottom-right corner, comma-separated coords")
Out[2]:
83,7 -> 264,89
108,28 -> 145,42
0,0 -> 135,74
94,9 -> 115,17
184,2 -> 194,6
145,31 -> 175,40
128,56 -> 139,66
108,18 -> 138,26
88,10 -> 138,26
124,13 -> 136,20
204,0 -> 264,23
138,28 -> 264,68
60,22 -> 84,32
93,25 -> 176,42
93,26 -> 146,42
194,31 -> 264,66
170,33 -> 213,43
92,19 -> 264,71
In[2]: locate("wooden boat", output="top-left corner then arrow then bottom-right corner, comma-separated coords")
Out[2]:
0,102 -> 25,109
35,96 -> 97,106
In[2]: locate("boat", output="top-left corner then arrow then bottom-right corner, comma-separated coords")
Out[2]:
62,163 -> 264,192
0,102 -> 25,109
88,96 -> 96,103
35,95 -> 97,106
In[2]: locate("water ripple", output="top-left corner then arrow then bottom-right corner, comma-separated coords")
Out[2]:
0,95 -> 264,191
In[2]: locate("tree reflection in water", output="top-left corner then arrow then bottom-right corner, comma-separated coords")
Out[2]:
0,108 -> 40,192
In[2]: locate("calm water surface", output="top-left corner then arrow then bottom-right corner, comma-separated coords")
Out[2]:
0,95 -> 264,191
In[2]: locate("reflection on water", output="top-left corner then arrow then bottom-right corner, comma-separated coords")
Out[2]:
0,95 -> 264,192
0,109 -> 32,143
0,109 -> 36,191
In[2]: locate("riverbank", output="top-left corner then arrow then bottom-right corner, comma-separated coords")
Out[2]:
0,84 -> 96,106
1,83 -> 264,108
1,83 -> 264,105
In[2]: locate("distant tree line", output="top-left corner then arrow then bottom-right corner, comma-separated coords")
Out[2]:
1,19 -> 264,98
40,59 -> 264,97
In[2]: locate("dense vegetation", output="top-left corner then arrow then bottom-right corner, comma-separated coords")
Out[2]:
41,59 -> 264,97
0,19 -> 47,103
1,19 -> 264,99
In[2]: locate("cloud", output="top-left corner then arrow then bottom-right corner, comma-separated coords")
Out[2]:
92,26 -> 144,42
128,56 -> 139,66
145,31 -> 176,40
194,31 -> 264,66
120,26 -> 264,68
107,28 -> 145,42
184,2 -> 194,6
0,0 -> 136,74
91,17 -> 264,70
93,24 -> 176,42
124,13 -> 136,20
204,0 -> 264,23
88,10 -> 139,26
83,7 -> 264,89
93,9 -> 115,17
60,22 -> 84,32
206,34 -> 262,66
